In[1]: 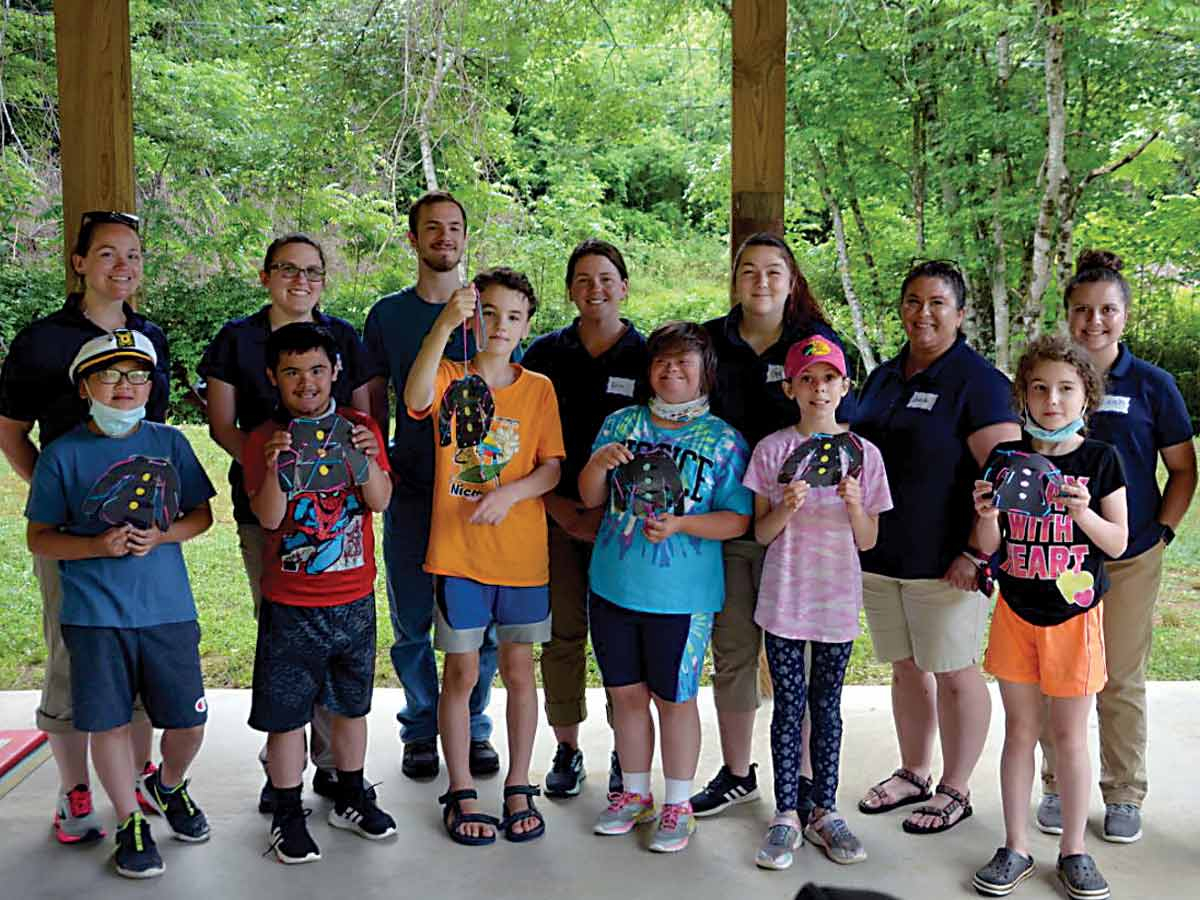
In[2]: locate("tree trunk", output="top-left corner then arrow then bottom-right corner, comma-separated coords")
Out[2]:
811,141 -> 878,371
1023,0 -> 1067,340
991,29 -> 1012,371
836,137 -> 883,311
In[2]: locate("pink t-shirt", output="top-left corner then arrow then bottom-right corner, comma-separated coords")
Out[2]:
743,427 -> 893,643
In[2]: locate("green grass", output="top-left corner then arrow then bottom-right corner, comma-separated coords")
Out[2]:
0,429 -> 1196,688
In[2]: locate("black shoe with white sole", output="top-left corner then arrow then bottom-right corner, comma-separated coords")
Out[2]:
544,743 -> 586,798
268,806 -> 321,864
328,786 -> 397,840
973,847 -> 1035,896
689,763 -> 759,817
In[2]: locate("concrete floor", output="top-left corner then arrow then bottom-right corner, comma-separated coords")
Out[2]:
1,684 -> 1197,899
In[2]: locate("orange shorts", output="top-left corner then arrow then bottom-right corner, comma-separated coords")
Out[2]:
984,594 -> 1107,697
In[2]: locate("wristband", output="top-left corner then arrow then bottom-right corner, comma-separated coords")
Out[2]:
962,546 -> 989,566
1160,523 -> 1176,546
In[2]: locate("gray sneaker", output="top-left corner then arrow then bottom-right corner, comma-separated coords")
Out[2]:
1102,802 -> 1142,843
648,801 -> 696,853
1036,793 -> 1064,835
593,792 -> 655,836
804,811 -> 867,865
755,821 -> 802,870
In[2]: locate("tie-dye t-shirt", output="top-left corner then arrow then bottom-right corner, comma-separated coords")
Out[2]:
744,426 -> 893,642
588,405 -> 753,615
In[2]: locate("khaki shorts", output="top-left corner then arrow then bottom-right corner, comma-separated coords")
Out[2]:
34,555 -> 147,733
861,571 -> 987,674
238,522 -> 266,618
712,539 -> 765,712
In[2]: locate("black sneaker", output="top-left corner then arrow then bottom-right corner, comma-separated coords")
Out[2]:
609,750 -> 623,795
259,776 -> 276,814
312,768 -> 338,800
140,770 -> 210,842
328,785 -> 397,840
268,807 -> 321,864
690,763 -> 760,817
402,739 -> 439,779
544,743 -> 586,798
469,739 -> 501,776
113,812 -> 164,879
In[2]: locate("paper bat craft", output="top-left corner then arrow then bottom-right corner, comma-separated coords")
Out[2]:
982,449 -> 1065,517
438,373 -> 495,451
83,455 -> 181,531
612,448 -> 686,518
277,411 -> 370,494
777,432 -> 864,487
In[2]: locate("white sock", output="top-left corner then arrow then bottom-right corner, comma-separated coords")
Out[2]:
624,771 -> 651,797
664,777 -> 692,806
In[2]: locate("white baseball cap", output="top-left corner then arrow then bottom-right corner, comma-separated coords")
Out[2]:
70,329 -> 158,382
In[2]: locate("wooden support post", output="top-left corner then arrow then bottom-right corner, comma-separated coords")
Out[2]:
54,0 -> 136,294
731,0 -> 786,271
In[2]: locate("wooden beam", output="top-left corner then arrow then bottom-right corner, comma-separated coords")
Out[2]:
731,0 -> 786,274
54,1 -> 136,295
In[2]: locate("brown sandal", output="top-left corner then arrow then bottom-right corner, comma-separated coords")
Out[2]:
902,783 -> 973,834
857,767 -> 933,815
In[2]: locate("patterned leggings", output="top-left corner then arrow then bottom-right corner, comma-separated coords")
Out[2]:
765,633 -> 854,813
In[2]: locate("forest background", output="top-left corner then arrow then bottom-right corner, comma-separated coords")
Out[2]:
0,0 -> 1198,687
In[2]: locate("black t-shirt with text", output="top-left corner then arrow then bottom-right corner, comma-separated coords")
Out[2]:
990,438 -> 1126,627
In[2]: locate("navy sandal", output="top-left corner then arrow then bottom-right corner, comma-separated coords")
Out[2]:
499,785 -> 545,843
438,788 -> 499,846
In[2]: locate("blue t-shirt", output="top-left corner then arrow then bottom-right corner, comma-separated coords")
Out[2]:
853,334 -> 1019,580
1089,344 -> 1194,558
588,405 -> 753,615
363,287 -> 475,492
25,422 -> 216,628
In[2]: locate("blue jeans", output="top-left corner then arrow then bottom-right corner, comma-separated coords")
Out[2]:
384,485 -> 496,743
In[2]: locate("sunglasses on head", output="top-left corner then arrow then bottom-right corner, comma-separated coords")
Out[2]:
80,210 -> 140,232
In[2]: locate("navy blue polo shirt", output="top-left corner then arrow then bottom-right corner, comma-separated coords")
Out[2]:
522,318 -> 648,502
0,294 -> 171,448
197,306 -> 376,524
704,306 -> 855,450
853,334 -> 1019,580
1089,344 -> 1194,559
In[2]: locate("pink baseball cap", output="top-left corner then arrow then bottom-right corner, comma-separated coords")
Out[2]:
784,335 -> 847,378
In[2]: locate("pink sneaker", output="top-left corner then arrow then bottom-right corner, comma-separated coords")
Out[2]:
136,762 -> 159,816
54,784 -> 105,844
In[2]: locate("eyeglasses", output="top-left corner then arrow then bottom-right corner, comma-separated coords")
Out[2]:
91,368 -> 153,385
269,262 -> 326,282
80,211 -> 140,232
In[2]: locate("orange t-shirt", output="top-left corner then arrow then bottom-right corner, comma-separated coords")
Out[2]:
409,359 -> 565,586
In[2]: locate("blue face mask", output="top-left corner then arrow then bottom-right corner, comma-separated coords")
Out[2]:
87,391 -> 147,437
1023,413 -> 1084,443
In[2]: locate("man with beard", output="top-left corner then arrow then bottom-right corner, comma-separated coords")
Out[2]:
364,192 -> 501,780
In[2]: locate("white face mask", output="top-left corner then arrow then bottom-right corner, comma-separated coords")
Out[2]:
85,386 -> 146,437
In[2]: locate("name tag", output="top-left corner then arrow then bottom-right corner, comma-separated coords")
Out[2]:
907,391 -> 939,411
1097,394 -> 1131,415
766,364 -> 786,383
607,376 -> 636,397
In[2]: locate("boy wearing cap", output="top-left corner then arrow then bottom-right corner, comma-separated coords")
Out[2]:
24,329 -> 216,879
741,335 -> 892,870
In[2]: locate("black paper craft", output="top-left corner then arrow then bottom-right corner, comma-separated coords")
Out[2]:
277,412 -> 370,494
612,448 -> 686,518
777,432 -> 865,487
83,455 -> 181,531
983,450 -> 1064,517
438,373 -> 495,452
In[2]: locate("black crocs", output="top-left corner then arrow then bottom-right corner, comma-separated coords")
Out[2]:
1057,853 -> 1110,900
973,847 -> 1035,896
